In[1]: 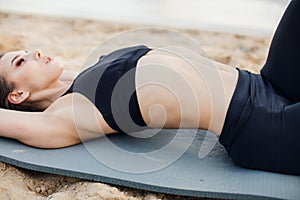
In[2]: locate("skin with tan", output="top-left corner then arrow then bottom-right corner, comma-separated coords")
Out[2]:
0,49 -> 238,148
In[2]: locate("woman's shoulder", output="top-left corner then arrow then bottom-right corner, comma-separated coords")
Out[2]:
44,92 -> 91,113
44,92 -> 116,135
43,93 -> 73,114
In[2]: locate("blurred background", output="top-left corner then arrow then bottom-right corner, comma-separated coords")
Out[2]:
0,0 -> 291,36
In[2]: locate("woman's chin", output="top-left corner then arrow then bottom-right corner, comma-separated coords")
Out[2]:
52,60 -> 64,70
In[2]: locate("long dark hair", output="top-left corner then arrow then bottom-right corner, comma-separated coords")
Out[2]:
0,53 -> 42,111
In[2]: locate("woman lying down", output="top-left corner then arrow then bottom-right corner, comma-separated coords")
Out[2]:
0,0 -> 299,176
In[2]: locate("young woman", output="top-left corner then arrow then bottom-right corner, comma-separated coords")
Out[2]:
0,0 -> 299,175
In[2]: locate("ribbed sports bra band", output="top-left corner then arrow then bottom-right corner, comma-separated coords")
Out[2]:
62,45 -> 152,133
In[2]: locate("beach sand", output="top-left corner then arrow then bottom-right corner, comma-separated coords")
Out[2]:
0,12 -> 271,199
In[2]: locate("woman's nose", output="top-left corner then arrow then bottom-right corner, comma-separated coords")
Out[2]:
33,50 -> 42,61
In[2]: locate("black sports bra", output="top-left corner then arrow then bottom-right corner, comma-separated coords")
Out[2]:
63,45 -> 152,133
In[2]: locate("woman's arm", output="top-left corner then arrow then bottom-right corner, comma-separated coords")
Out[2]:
0,108 -> 81,148
0,93 -> 112,148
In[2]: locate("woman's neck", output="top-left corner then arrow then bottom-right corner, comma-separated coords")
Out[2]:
24,69 -> 77,110
25,80 -> 72,110
59,68 -> 78,82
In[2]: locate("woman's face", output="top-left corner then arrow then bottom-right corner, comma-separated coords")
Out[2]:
0,50 -> 64,94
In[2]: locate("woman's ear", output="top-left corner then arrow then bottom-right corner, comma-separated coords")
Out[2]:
8,90 -> 30,104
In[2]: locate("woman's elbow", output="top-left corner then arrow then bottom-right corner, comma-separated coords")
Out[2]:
20,134 -> 82,149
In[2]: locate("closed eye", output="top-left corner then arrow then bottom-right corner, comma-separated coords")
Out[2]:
16,58 -> 25,67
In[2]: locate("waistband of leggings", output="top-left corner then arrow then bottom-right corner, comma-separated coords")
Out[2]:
219,68 -> 254,153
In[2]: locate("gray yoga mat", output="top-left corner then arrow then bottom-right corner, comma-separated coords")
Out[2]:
0,129 -> 299,199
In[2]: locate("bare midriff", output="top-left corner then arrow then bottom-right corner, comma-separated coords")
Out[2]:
135,49 -> 239,135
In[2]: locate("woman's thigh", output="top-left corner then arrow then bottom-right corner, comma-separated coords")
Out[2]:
260,0 -> 300,102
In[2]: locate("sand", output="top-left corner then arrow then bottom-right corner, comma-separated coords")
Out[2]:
0,12 -> 271,199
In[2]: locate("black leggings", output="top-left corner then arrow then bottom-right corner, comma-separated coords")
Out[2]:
261,0 -> 300,102
219,0 -> 300,175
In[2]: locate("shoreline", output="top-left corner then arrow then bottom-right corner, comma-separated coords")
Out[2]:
0,0 -> 289,37
0,9 -> 275,37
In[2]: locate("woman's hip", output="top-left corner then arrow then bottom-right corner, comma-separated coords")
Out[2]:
219,68 -> 300,175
